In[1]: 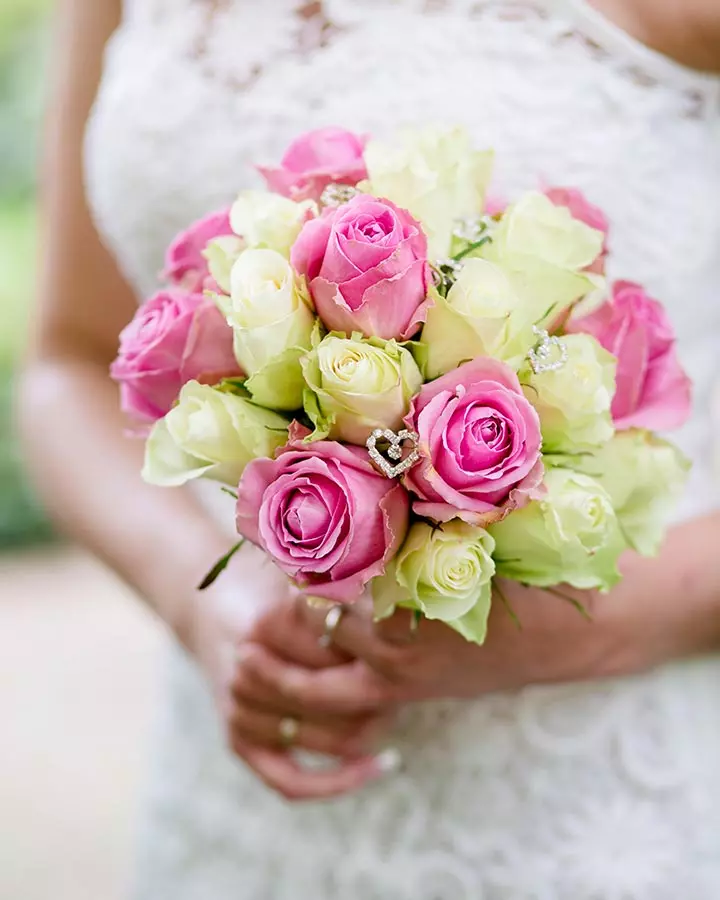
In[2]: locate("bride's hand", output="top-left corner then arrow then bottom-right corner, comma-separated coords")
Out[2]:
292,581 -> 638,703
273,533 -> 720,709
190,544 -> 398,801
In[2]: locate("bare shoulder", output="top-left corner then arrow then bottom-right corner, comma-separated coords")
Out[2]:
591,0 -> 720,73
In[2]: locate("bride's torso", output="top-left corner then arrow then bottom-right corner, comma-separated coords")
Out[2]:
87,0 -> 720,511
85,3 -> 720,898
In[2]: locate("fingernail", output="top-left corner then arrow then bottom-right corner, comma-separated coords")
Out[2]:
372,747 -> 403,777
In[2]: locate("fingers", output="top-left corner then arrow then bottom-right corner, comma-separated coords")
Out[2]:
373,607 -> 421,646
247,589 -> 350,669
233,643 -> 400,717
295,597 -> 419,679
230,739 -> 401,802
229,700 -> 394,758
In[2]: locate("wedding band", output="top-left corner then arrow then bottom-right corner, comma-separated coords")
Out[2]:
318,604 -> 345,649
278,716 -> 299,746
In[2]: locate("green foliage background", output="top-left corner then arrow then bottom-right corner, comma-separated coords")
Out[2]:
0,0 -> 53,548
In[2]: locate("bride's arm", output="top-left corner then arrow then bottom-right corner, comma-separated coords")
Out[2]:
18,0 -> 226,648
234,511 -> 720,714
18,0 -> 394,800
593,0 -> 720,72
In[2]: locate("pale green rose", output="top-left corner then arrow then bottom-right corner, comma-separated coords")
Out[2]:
482,191 -> 605,323
301,334 -> 423,444
142,381 -> 289,488
492,191 -> 604,270
363,126 -> 494,259
421,259 -> 537,376
373,520 -> 496,645
573,430 -> 690,556
522,333 -> 617,453
221,248 -> 316,410
244,346 -> 309,412
489,468 -> 626,592
229,191 -> 314,257
202,235 -> 246,293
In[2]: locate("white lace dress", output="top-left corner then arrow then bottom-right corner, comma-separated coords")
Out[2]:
85,1 -> 720,897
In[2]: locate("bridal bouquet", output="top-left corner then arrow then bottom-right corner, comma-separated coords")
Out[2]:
112,126 -> 692,644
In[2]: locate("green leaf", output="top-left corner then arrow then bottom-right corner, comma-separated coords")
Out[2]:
402,338 -> 429,380
545,585 -> 593,621
217,377 -> 249,397
301,386 -> 333,443
197,540 -> 245,591
493,581 -> 522,631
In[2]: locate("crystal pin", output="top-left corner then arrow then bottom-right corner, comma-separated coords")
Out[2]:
320,183 -> 359,208
366,429 -> 421,479
453,216 -> 485,243
527,326 -> 569,375
432,257 -> 464,290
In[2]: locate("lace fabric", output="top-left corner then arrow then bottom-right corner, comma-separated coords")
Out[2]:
84,1 -> 720,897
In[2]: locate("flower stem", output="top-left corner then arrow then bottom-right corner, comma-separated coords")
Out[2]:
452,235 -> 492,262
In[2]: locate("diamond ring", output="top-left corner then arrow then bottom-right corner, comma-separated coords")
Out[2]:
318,604 -> 345,649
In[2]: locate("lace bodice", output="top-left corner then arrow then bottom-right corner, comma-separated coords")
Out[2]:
85,2 -> 720,898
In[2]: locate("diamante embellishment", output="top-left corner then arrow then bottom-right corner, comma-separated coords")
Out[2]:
320,183 -> 359,207
432,257 -> 464,290
527,326 -> 568,374
366,429 -> 421,479
453,216 -> 485,242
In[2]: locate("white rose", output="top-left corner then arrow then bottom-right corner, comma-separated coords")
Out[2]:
142,381 -> 289,487
229,191 -> 314,257
373,520 -> 496,645
363,126 -> 493,259
482,191 -> 606,323
202,234 -> 246,293
524,332 -> 617,453
421,259 -> 537,376
222,249 -> 316,410
301,334 -> 423,444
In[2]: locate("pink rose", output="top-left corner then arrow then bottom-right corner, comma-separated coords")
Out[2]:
404,358 -> 544,525
545,186 -> 609,274
164,208 -> 233,292
236,425 -> 409,604
291,195 -> 430,340
568,281 -> 692,431
111,290 -> 240,422
258,128 -> 368,203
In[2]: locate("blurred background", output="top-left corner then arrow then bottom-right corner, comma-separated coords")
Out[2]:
1,5 -> 163,898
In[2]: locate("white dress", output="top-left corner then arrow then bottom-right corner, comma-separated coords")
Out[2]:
85,1 -> 720,897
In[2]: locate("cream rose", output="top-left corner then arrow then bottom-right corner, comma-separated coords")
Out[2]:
373,520 -> 496,645
363,126 -> 493,259
229,191 -> 314,258
142,381 -> 289,487
523,333 -> 617,453
301,334 -> 423,444
482,191 -> 606,323
573,430 -> 690,556
222,248 -> 316,410
202,234 -> 246,293
489,467 -> 626,592
421,259 -> 537,377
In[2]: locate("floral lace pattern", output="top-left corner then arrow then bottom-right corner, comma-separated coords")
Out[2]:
85,1 -> 720,896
